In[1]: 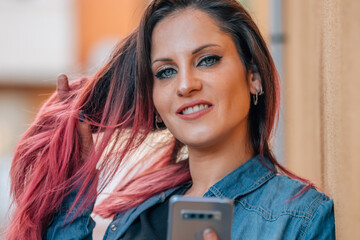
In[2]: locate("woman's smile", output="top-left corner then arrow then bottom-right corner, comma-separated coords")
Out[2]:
176,100 -> 214,120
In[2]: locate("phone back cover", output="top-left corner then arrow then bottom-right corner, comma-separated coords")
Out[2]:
167,196 -> 233,240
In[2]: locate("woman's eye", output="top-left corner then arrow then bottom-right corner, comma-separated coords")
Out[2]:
198,56 -> 222,67
155,68 -> 177,79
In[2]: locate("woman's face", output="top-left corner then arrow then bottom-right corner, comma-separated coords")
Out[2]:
151,8 -> 258,149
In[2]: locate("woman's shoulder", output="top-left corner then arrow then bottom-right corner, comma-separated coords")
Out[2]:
238,173 -> 334,223
234,174 -> 335,239
253,173 -> 332,210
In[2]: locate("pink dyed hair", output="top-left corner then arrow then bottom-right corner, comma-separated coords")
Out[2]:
7,0 -> 313,239
6,31 -> 190,239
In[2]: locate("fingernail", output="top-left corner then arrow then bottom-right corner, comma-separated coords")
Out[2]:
57,73 -> 67,80
79,111 -> 85,123
204,228 -> 213,236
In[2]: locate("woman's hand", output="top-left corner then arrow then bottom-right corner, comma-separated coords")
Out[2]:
57,74 -> 93,160
203,228 -> 220,240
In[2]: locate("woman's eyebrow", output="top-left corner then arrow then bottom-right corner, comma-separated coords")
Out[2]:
152,58 -> 172,65
152,44 -> 220,65
192,44 -> 220,54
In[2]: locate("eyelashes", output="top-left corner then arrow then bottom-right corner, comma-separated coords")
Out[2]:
154,55 -> 222,80
155,68 -> 177,79
198,55 -> 222,67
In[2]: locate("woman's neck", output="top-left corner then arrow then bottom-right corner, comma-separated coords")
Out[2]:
184,132 -> 254,197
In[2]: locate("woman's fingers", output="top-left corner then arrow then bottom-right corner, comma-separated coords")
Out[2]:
203,228 -> 220,240
56,73 -> 70,101
78,118 -> 93,161
56,73 -> 93,160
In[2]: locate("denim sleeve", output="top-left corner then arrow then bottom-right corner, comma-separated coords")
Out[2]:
43,186 -> 96,240
302,198 -> 335,240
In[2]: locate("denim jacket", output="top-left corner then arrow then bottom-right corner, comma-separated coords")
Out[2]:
45,155 -> 335,239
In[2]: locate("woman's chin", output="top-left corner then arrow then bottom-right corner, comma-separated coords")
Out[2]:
176,133 -> 220,150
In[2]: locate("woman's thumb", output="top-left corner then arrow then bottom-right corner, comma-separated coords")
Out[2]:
203,228 -> 220,240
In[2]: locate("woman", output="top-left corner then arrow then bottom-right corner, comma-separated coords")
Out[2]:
7,0 -> 335,239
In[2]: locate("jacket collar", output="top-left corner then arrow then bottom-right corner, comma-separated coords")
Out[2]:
204,154 -> 276,200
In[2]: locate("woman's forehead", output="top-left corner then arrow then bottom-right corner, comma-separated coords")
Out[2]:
150,8 -> 231,59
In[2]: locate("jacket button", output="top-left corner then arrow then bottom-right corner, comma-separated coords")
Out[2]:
160,192 -> 166,202
110,224 -> 117,231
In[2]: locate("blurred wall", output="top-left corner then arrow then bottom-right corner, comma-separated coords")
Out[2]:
77,0 -> 145,65
0,0 -> 77,85
283,0 -> 360,238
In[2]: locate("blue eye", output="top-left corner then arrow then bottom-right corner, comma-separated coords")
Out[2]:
155,68 -> 177,79
198,55 -> 222,67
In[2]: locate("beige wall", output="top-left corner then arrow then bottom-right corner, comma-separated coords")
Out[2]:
247,0 -> 270,44
0,86 -> 55,157
284,0 -> 360,238
77,0 -> 145,65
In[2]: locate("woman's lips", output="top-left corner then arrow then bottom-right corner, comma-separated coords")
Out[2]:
176,100 -> 214,120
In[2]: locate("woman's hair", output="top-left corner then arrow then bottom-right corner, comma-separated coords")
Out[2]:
7,0 -> 312,239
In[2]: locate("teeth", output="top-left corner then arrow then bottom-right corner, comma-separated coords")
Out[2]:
181,104 -> 209,115
193,105 -> 199,112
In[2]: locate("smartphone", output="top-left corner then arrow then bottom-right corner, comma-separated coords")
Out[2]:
167,195 -> 233,240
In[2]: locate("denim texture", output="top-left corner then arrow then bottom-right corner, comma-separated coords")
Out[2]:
45,155 -> 335,239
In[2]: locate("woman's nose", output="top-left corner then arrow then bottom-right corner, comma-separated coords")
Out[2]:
176,70 -> 202,97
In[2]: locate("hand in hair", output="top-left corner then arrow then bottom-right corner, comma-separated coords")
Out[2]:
57,74 -> 94,161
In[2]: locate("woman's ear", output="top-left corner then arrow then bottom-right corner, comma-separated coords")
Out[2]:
247,71 -> 262,95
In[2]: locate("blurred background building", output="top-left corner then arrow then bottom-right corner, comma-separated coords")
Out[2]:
0,0 -> 359,239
